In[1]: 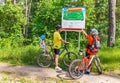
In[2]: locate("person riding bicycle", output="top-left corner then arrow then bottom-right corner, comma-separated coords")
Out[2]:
82,28 -> 101,74
53,25 -> 69,71
40,34 -> 49,55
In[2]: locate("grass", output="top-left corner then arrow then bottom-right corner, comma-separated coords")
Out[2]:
0,71 -> 15,75
0,45 -> 40,66
0,45 -> 120,72
0,76 -> 80,83
99,47 -> 120,71
0,45 -> 120,82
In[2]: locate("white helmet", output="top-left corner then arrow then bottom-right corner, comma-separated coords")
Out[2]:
91,29 -> 98,35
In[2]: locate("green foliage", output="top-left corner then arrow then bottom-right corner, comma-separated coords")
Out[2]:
0,1 -> 26,47
116,2 -> 120,44
0,0 -> 120,73
31,0 -> 62,40
94,0 -> 109,45
0,0 -> 119,47
30,0 -> 112,48
0,45 -> 40,65
0,45 -> 120,72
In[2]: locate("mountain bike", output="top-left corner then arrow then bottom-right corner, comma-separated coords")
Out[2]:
36,43 -> 78,67
69,50 -> 102,79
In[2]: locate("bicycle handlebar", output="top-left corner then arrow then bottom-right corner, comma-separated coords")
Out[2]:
64,42 -> 70,45
47,42 -> 70,49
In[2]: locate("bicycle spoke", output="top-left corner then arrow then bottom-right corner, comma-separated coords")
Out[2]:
91,56 -> 102,74
95,57 -> 102,74
36,53 -> 52,67
63,52 -> 78,66
69,59 -> 84,79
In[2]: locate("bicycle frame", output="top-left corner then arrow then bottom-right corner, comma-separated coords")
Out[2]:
37,43 -> 78,67
68,51 -> 102,79
49,44 -> 69,57
87,55 -> 95,67
79,50 -> 97,67
59,44 -> 69,55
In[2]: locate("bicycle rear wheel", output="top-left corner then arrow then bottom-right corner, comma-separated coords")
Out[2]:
69,59 -> 84,79
63,52 -> 78,66
36,52 -> 52,68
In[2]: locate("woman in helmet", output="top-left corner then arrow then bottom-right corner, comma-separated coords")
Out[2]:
82,28 -> 101,74
82,28 -> 100,55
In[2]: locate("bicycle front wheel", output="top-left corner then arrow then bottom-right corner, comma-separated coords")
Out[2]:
92,56 -> 102,74
63,52 -> 78,66
69,59 -> 84,79
94,56 -> 102,74
36,52 -> 52,68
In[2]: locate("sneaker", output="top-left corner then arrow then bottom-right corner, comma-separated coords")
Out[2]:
84,71 -> 90,75
77,70 -> 84,76
85,69 -> 90,75
55,66 -> 62,71
79,70 -> 84,73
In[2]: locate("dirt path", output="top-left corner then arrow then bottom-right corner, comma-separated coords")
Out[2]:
0,63 -> 120,83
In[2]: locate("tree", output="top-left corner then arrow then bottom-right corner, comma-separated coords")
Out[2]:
0,1 -> 26,47
107,0 -> 116,47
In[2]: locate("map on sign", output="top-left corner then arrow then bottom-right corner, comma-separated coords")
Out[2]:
63,10 -> 84,20
62,7 -> 86,31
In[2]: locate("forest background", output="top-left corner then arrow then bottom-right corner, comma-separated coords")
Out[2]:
0,0 -> 120,73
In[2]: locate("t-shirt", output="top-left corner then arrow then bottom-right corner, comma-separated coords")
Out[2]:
53,31 -> 62,49
86,35 -> 100,55
87,35 -> 94,45
40,39 -> 46,49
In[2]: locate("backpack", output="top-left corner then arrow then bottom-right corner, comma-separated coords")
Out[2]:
93,37 -> 101,49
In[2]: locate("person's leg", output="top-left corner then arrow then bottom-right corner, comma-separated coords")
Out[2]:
54,49 -> 62,71
82,52 -> 89,66
55,54 -> 59,67
85,52 -> 91,66
85,52 -> 91,74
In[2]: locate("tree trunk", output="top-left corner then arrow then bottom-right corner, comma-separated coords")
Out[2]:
24,0 -> 32,38
12,0 -> 16,4
107,0 -> 116,47
23,0 -> 28,38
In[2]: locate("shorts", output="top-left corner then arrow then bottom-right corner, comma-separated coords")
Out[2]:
54,49 -> 60,55
86,48 -> 97,56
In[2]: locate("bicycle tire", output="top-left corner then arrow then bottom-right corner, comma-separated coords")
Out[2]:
94,56 -> 102,74
69,59 -> 84,79
63,52 -> 78,67
36,52 -> 52,68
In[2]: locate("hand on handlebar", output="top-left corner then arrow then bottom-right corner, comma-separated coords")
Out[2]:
64,41 -> 69,44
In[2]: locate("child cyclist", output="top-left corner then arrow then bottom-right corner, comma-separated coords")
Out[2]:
81,28 -> 101,74
40,34 -> 49,55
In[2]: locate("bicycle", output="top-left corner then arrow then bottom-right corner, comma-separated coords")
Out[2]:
68,50 -> 102,79
36,43 -> 78,67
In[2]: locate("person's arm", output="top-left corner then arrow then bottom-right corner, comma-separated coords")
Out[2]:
82,29 -> 88,37
60,39 -> 69,44
58,32 -> 69,44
